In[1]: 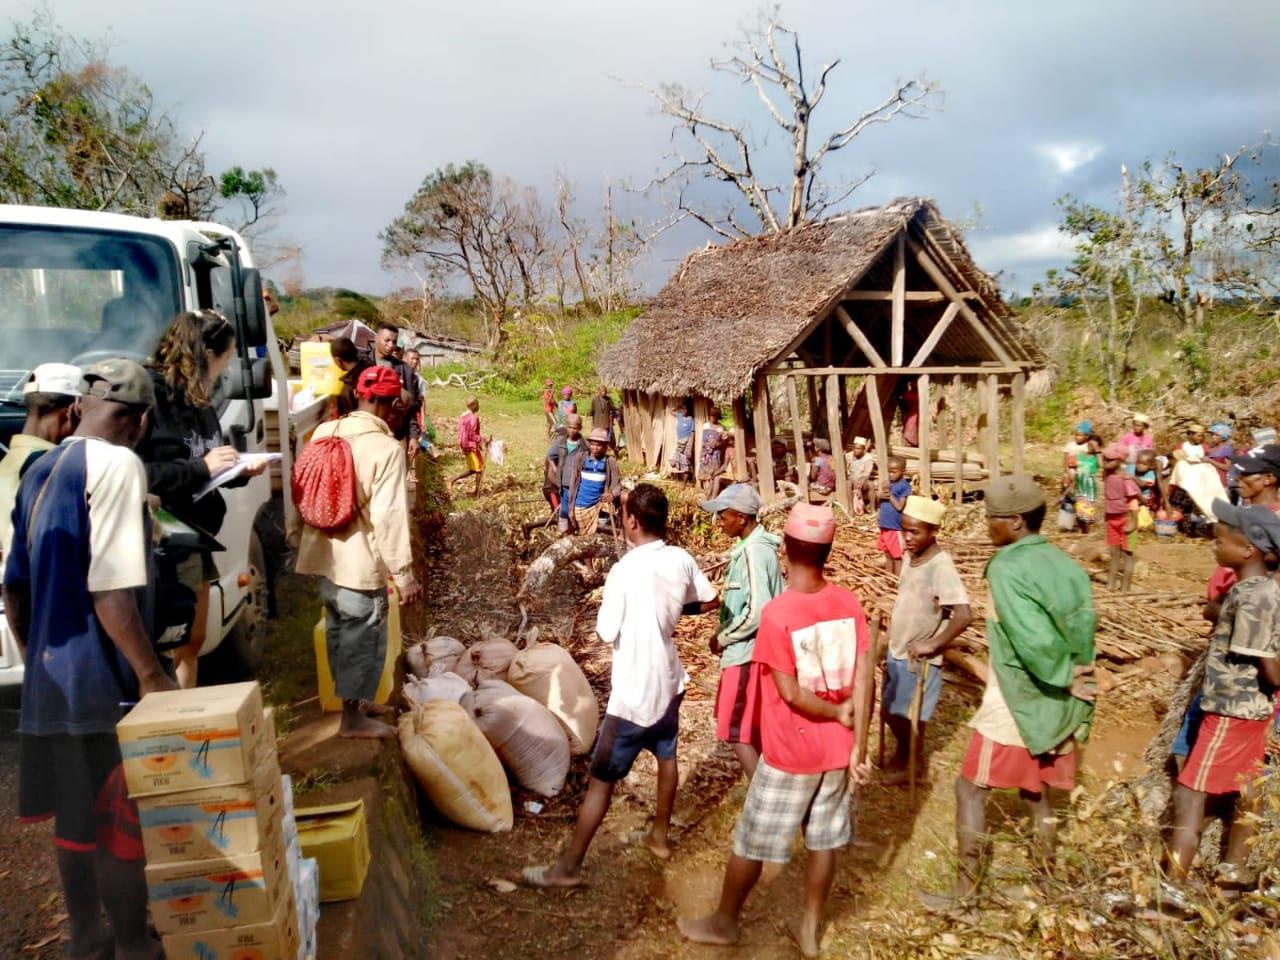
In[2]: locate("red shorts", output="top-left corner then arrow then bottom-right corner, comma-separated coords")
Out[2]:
1105,514 -> 1134,551
961,731 -> 1077,794
1177,712 -> 1268,796
716,662 -> 763,746
877,529 -> 904,559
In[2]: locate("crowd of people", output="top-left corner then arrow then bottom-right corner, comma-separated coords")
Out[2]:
1,310 -> 426,959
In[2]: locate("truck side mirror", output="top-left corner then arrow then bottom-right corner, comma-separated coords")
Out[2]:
223,356 -> 272,400
240,268 -> 269,347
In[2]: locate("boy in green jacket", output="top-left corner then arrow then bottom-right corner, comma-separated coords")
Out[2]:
923,475 -> 1097,910
699,483 -> 783,778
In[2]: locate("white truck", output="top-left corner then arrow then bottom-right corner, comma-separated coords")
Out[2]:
0,204 -> 326,688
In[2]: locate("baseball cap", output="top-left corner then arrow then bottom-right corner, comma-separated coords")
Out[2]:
984,474 -> 1046,517
1132,413 -> 1152,426
1212,500 -> 1280,555
587,427 -> 609,443
24,363 -> 82,397
355,365 -> 402,399
1232,444 -> 1280,478
784,503 -> 835,543
81,358 -> 155,407
700,483 -> 762,517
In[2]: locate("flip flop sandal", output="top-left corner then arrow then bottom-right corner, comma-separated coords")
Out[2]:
521,864 -> 583,889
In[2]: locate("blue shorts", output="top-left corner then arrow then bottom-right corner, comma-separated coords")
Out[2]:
1171,693 -> 1204,759
882,655 -> 942,722
588,693 -> 683,783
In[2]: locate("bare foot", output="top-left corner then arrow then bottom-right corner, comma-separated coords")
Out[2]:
337,714 -> 395,739
633,829 -> 672,860
677,914 -> 739,947
786,917 -> 823,958
522,864 -> 583,889
360,700 -> 396,717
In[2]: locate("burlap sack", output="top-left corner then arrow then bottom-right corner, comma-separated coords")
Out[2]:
507,642 -> 599,755
466,678 -> 570,798
398,702 -> 512,833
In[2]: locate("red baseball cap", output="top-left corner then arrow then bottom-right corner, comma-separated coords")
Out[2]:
356,365 -> 402,399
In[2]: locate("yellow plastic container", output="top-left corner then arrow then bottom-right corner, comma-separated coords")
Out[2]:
299,340 -> 344,397
314,582 -> 401,712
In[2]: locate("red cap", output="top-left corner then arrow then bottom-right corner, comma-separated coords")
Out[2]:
356,365 -> 402,399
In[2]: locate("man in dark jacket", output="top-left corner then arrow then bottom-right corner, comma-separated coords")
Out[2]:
546,413 -> 584,533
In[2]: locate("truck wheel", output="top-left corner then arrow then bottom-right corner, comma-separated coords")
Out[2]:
226,532 -> 268,676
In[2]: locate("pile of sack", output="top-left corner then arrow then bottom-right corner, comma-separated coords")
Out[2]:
398,627 -> 599,832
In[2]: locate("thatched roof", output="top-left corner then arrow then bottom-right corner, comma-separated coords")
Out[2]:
599,197 -> 1041,398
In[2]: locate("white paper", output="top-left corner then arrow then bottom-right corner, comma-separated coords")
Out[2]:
193,452 -> 281,501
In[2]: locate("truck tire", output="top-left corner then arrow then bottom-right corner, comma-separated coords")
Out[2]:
226,531 -> 268,676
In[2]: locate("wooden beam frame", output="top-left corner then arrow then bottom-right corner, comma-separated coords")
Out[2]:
952,376 -> 964,501
845,290 -> 962,302
865,375 -> 890,496
908,238 -> 1014,365
786,375 -> 809,501
908,302 -> 959,368
985,373 -> 1000,478
834,304 -> 886,367
918,374 -> 932,496
825,373 -> 851,512
1011,372 -> 1026,474
752,373 -> 775,502
732,396 -> 749,482
891,232 -> 906,366
766,364 -> 1022,377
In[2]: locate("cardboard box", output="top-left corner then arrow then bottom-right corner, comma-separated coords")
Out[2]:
145,843 -> 287,935
296,799 -> 370,902
137,753 -> 283,865
117,682 -> 270,797
160,887 -> 299,960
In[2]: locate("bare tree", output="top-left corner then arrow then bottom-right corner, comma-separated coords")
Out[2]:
555,172 -> 595,309
637,10 -> 939,238
382,162 -> 555,355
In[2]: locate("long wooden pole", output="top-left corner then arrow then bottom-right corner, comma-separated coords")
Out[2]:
732,396 -> 749,482
1011,371 -> 1026,474
752,373 -> 775,503
787,374 -> 810,501
866,375 -> 890,492
986,373 -> 1000,479
826,373 -> 851,512
909,238 -> 1014,365
892,232 -> 906,367
952,375 -> 964,502
918,374 -> 932,496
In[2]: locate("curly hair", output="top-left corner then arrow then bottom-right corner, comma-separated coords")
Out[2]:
152,310 -> 236,407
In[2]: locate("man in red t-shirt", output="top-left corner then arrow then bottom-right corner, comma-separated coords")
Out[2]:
678,503 -> 872,957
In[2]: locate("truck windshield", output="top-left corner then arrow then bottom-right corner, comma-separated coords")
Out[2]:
0,223 -> 182,401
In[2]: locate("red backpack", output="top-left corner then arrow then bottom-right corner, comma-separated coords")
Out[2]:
291,435 -> 358,532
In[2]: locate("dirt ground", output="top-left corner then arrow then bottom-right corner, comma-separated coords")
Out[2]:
407,442 -> 1215,960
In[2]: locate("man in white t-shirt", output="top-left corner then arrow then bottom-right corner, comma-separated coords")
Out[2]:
525,483 -> 717,888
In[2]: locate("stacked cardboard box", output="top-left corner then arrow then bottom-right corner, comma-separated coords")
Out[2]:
117,682 -> 309,960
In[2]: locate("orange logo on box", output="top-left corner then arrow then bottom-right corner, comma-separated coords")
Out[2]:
201,801 -> 255,814
157,825 -> 194,843
168,894 -> 204,911
229,948 -> 265,960
182,728 -> 243,743
208,869 -> 264,884
141,755 -> 178,772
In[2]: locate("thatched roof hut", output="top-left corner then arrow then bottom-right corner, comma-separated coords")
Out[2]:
601,197 -> 1043,507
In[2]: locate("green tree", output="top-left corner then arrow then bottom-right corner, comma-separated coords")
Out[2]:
0,13 -> 286,237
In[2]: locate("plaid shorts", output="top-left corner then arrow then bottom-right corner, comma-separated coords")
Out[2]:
732,758 -> 851,863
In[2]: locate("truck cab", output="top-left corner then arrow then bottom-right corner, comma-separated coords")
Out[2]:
0,204 -> 308,686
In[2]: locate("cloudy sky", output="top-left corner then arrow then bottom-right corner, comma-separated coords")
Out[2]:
25,0 -> 1279,297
